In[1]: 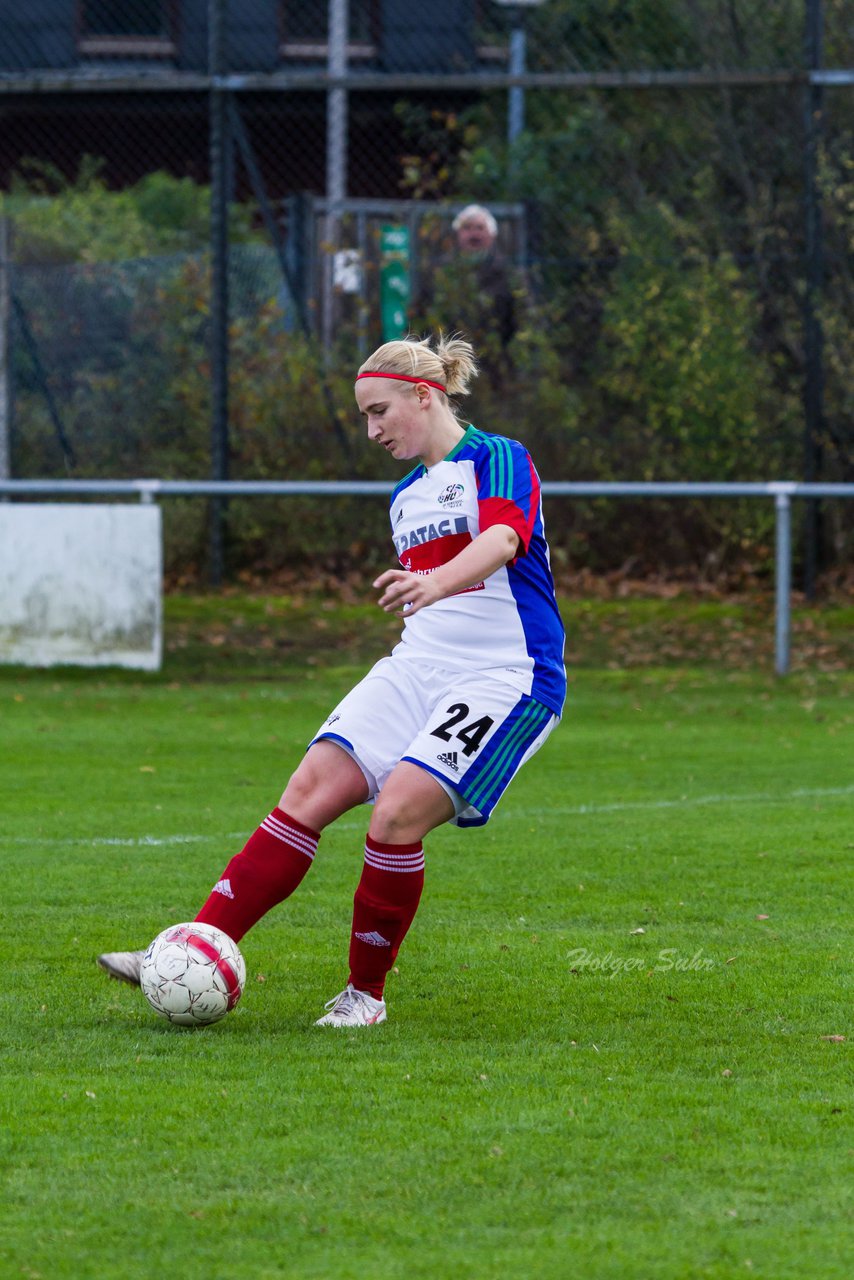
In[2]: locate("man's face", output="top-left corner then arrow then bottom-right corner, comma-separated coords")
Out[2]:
455,215 -> 495,255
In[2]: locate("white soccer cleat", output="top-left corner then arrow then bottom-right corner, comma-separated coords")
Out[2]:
97,950 -> 145,986
315,984 -> 387,1027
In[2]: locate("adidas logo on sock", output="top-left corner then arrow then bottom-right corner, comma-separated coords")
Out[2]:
436,751 -> 459,771
355,930 -> 390,947
212,878 -> 235,899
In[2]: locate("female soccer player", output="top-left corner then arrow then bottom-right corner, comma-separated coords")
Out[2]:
99,334 -> 566,1027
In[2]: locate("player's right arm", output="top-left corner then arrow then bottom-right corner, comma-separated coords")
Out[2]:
373,523 -> 519,617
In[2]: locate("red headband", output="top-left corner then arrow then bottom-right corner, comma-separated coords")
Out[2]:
355,371 -> 447,394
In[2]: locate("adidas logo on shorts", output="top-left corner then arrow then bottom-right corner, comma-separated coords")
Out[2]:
436,751 -> 459,772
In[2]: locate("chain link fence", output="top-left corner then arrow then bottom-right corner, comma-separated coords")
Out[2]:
0,1 -> 852,583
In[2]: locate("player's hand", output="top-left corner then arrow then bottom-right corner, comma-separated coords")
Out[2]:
373,569 -> 442,617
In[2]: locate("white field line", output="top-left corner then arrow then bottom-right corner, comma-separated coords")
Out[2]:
7,784 -> 854,849
541,782 -> 854,818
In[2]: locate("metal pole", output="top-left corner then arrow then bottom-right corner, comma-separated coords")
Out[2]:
228,97 -> 309,333
775,492 -> 792,676
803,0 -> 824,600
508,14 -> 526,144
0,217 -> 10,482
12,292 -> 75,470
323,0 -> 349,355
209,0 -> 230,585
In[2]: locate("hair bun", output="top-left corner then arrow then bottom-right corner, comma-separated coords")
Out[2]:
358,332 -> 478,399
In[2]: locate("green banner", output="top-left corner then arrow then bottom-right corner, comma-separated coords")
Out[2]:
379,224 -> 411,342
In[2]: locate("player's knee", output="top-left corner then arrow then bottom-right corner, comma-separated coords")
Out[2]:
278,757 -> 334,819
279,740 -> 369,830
278,763 -> 314,814
368,800 -> 413,845
370,776 -> 454,845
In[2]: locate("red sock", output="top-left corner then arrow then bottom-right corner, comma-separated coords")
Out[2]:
195,808 -> 320,942
348,836 -> 425,1000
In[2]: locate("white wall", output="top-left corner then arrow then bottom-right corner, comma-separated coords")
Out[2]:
0,504 -> 162,670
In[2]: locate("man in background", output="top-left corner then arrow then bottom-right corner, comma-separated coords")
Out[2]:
413,204 -> 526,377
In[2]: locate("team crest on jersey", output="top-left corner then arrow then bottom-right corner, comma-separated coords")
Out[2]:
437,483 -> 465,508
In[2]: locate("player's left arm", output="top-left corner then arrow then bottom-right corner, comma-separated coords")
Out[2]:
374,523 -> 518,617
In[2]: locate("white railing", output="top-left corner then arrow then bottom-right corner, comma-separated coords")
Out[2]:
2,478 -> 851,676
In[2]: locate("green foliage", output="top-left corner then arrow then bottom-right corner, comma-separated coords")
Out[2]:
527,0 -> 804,71
394,103 -> 473,200
819,134 -> 854,480
8,0 -> 853,583
12,242 -> 396,579
592,203 -> 791,480
386,1 -> 852,571
5,157 -> 255,263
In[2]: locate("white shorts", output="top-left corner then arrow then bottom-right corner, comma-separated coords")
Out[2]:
309,655 -> 559,827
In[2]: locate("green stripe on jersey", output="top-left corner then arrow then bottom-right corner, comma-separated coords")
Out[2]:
484,433 -> 514,500
444,424 -> 479,463
490,438 -> 501,497
441,426 -> 516,502
499,436 -> 513,498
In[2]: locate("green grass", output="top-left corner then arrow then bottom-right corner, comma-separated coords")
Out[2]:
1,595 -> 852,1279
159,587 -> 853,677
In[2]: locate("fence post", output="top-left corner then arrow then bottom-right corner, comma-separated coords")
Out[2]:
287,192 -> 315,329
0,217 -> 10,484
323,0 -> 349,357
775,491 -> 793,676
803,0 -> 825,600
208,0 -> 230,585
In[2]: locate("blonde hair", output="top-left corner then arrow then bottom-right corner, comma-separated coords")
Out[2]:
358,333 -> 478,399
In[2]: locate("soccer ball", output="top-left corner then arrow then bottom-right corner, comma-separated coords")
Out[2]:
140,922 -> 246,1027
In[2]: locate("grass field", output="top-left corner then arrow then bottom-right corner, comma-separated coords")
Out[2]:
1,593 -> 852,1279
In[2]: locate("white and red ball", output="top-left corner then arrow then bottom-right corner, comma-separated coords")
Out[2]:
140,922 -> 246,1027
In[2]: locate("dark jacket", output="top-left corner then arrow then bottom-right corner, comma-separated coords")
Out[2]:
413,250 -> 522,353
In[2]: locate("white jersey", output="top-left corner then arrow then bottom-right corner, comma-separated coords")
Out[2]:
387,425 -> 566,716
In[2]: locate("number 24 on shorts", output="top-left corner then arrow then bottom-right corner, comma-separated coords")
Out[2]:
430,702 -> 495,757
